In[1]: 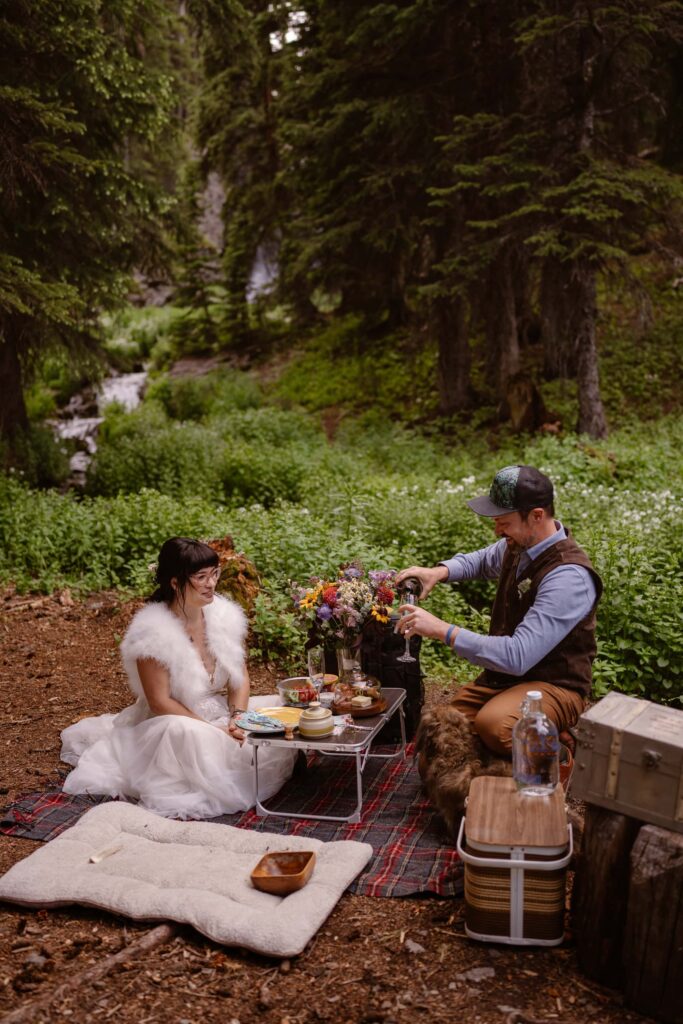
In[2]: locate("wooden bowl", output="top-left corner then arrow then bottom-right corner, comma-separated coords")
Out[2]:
250,851 -> 316,896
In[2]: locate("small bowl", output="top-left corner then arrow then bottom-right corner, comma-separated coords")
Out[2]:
277,676 -> 322,708
250,851 -> 316,896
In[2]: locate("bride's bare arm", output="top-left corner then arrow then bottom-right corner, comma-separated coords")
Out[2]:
137,658 -> 250,745
226,667 -> 251,741
137,658 -> 204,720
227,668 -> 250,720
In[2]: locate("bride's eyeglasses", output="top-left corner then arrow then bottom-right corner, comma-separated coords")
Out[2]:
190,567 -> 221,586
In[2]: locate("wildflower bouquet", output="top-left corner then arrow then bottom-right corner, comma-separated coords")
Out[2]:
292,563 -> 396,649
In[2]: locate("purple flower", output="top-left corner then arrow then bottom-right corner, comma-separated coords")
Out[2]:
369,570 -> 395,584
317,604 -> 333,621
343,567 -> 362,579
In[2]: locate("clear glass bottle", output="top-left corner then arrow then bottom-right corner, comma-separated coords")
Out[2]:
512,690 -> 559,796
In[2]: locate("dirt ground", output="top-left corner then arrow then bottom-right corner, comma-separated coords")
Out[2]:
0,590 -> 655,1024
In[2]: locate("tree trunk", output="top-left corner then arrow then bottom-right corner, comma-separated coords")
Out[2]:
623,824 -> 683,1024
540,257 -> 578,379
485,248 -> 520,399
436,295 -> 471,415
571,261 -> 608,438
572,804 -> 642,987
0,327 -> 29,444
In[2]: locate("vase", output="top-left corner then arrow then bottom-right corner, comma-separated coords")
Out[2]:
334,646 -> 381,704
336,646 -> 365,686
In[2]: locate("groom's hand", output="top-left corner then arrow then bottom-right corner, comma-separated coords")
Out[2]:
398,604 -> 453,643
395,564 -> 448,600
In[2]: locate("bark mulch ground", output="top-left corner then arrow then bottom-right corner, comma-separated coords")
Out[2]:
0,590 -> 654,1024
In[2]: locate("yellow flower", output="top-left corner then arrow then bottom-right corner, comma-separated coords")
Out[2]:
371,606 -> 390,623
299,584 -> 323,610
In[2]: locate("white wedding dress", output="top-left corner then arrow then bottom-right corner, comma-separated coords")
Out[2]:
60,596 -> 297,820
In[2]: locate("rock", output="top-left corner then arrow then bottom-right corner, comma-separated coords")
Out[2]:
23,951 -> 48,969
403,938 -> 426,954
456,966 -> 496,983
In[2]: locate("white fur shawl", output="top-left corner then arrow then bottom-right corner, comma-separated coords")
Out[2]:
120,595 -> 247,713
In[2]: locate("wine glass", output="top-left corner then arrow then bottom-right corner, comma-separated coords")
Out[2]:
396,576 -> 422,664
306,646 -> 325,696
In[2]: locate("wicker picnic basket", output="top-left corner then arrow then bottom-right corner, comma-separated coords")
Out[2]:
456,777 -> 572,946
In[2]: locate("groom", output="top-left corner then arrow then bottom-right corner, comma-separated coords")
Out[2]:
396,465 -> 602,815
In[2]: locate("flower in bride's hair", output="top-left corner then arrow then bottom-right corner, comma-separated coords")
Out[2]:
147,562 -> 158,576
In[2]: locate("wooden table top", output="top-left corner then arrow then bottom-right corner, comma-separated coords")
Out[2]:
467,776 -> 567,848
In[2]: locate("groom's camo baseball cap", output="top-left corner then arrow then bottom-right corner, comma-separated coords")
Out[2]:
467,465 -> 554,517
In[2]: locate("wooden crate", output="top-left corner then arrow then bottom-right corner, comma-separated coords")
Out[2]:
572,692 -> 683,834
456,777 -> 572,946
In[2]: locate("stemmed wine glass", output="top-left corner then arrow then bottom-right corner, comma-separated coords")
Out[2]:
306,647 -> 325,697
396,576 -> 423,664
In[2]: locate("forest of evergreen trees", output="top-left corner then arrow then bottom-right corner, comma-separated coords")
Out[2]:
3,0 -> 683,448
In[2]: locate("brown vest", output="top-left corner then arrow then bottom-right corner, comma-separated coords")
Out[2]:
480,529 -> 603,696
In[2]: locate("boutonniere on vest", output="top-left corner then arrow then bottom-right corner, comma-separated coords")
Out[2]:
517,578 -> 532,598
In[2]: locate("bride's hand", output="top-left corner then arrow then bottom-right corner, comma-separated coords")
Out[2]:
225,718 -> 246,744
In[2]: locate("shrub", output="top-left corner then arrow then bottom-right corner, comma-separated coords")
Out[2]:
7,426 -> 71,489
87,419 -> 222,500
273,316 -> 438,418
212,406 -> 323,447
101,306 -> 187,369
2,398 -> 681,707
146,369 -> 263,421
218,445 -> 309,506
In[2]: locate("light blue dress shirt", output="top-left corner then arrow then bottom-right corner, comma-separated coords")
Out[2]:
439,523 -> 597,677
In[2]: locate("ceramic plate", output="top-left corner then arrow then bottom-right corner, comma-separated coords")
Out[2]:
233,711 -> 286,734
258,706 -> 302,727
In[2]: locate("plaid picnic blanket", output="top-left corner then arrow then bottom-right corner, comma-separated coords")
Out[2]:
0,744 -> 462,898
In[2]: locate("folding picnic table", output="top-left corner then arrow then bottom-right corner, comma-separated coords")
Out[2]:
248,687 -> 407,824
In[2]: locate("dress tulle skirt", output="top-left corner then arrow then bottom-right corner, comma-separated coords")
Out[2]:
60,696 -> 298,820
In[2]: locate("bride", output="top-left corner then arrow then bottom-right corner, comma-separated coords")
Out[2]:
60,537 -> 297,819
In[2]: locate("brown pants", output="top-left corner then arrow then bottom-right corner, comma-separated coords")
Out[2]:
452,680 -> 586,756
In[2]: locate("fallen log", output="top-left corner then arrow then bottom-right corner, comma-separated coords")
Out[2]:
1,598 -> 53,615
0,923 -> 177,1024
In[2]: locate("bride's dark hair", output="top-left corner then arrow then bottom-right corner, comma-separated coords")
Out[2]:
149,537 -> 219,605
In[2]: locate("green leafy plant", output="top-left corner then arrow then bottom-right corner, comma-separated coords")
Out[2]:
2,382 -> 681,707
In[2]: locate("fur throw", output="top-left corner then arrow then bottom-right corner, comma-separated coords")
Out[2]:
414,704 -> 511,839
120,595 -> 247,715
